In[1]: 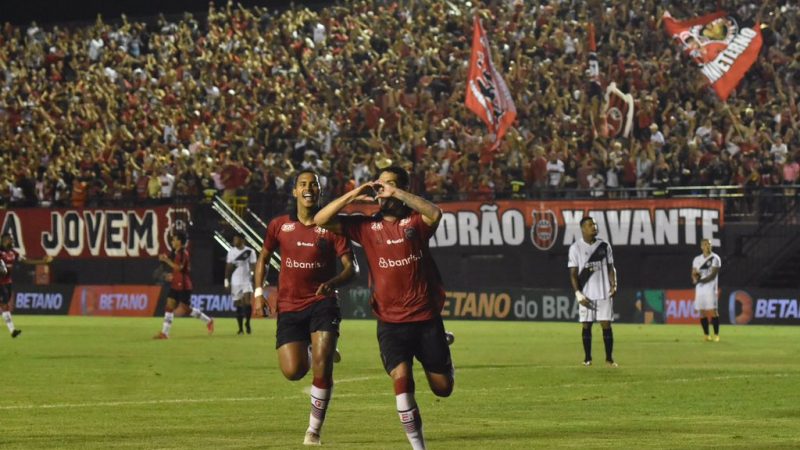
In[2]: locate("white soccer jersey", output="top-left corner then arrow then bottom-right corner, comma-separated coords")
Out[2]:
568,238 -> 614,302
226,245 -> 257,290
693,252 -> 721,303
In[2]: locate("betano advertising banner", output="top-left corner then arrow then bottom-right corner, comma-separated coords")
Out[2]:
68,285 -> 162,317
7,284 -> 799,325
0,206 -> 192,258
725,289 -> 800,325
346,198 -> 724,250
10,285 -> 74,315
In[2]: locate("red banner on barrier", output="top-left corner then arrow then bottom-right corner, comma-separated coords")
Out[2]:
68,285 -> 162,317
345,198 -> 724,250
0,206 -> 191,258
664,289 -> 701,324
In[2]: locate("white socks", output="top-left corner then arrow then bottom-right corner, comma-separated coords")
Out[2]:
2,311 -> 14,332
396,393 -> 425,450
161,312 -> 174,335
307,384 -> 332,435
190,308 -> 211,324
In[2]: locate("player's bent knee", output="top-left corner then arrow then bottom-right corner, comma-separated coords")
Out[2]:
431,379 -> 454,397
281,366 -> 309,381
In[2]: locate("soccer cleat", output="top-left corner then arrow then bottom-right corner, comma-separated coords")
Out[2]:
333,348 -> 342,363
445,331 -> 455,346
582,360 -> 592,366
606,360 -> 619,368
704,335 -> 712,342
237,330 -> 244,335
246,324 -> 252,335
153,332 -> 169,340
713,335 -> 720,342
11,329 -> 21,338
206,319 -> 215,335
303,431 -> 321,446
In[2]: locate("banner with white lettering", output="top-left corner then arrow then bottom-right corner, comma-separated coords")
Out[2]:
724,289 -> 800,325
339,285 -> 646,323
663,10 -> 762,101
0,206 -> 192,259
10,285 -> 74,315
68,285 -> 162,317
346,198 -> 724,250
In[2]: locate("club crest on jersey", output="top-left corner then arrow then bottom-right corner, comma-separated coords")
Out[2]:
530,209 -> 558,251
400,217 -> 411,226
371,222 -> 384,231
281,223 -> 296,232
404,228 -> 416,240
314,226 -> 328,235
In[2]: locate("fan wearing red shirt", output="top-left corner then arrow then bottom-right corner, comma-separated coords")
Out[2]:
254,170 -> 355,447
315,166 -> 454,450
0,232 -> 53,338
154,232 -> 214,339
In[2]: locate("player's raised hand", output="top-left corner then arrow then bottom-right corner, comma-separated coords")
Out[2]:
352,182 -> 377,203
373,179 -> 397,199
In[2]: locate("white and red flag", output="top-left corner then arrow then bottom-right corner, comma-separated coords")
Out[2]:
602,82 -> 634,138
663,10 -> 762,101
465,16 -> 516,159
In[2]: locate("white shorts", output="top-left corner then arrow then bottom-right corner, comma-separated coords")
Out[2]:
578,297 -> 614,323
231,284 -> 253,302
694,292 -> 718,311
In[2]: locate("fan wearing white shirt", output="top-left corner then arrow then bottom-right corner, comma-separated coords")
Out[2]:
225,232 -> 257,335
568,217 -> 618,367
691,239 -> 722,342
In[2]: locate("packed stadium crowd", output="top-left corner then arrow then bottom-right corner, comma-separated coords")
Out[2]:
0,0 -> 798,211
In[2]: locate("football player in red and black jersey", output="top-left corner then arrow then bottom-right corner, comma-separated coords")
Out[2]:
0,232 -> 53,338
154,231 -> 214,339
315,166 -> 453,450
254,170 -> 355,446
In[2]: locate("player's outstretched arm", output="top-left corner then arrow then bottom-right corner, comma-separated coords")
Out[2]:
23,255 -> 54,265
375,180 -> 442,228
314,183 -> 377,234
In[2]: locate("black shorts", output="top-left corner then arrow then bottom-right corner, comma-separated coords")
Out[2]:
167,289 -> 192,305
275,297 -> 341,349
377,316 -> 453,375
0,284 -> 11,305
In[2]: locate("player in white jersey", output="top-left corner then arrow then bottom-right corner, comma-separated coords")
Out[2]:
225,232 -> 257,335
568,217 -> 618,367
691,239 -> 722,342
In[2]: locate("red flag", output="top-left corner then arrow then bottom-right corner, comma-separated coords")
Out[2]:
602,82 -> 634,138
465,16 -> 516,159
663,10 -> 762,101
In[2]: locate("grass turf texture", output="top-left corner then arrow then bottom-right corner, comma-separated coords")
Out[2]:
1,317 -> 799,449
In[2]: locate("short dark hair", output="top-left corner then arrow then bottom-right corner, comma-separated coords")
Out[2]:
579,217 -> 595,227
293,169 -> 319,186
379,166 -> 409,189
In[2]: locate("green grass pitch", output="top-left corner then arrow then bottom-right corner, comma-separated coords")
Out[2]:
1,316 -> 799,449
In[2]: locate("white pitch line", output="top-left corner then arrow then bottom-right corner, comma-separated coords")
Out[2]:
2,373 -> 790,411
